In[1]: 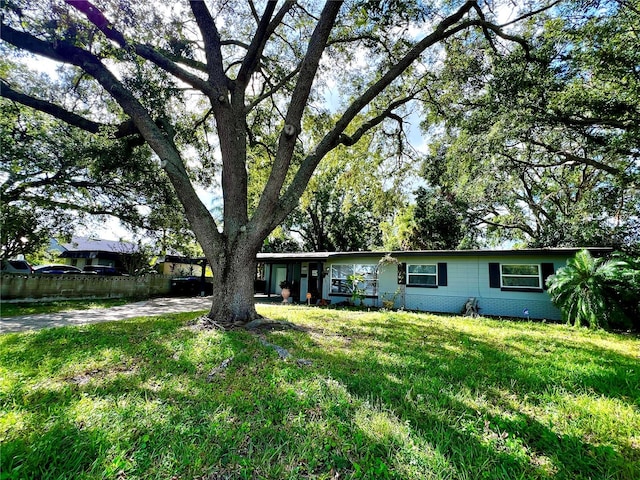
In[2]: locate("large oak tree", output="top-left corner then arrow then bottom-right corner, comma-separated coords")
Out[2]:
0,0 -> 551,326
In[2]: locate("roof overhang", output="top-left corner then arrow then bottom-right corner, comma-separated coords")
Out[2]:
257,252 -> 331,262
256,247 -> 613,262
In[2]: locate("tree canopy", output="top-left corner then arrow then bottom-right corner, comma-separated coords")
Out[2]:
0,0 -> 578,324
418,0 -> 640,248
0,82 -> 198,257
282,136 -> 412,252
392,186 -> 470,250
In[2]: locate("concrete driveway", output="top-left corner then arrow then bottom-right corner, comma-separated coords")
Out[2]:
1,296 -> 215,334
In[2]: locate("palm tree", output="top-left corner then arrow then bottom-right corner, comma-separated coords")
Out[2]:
547,250 -> 631,329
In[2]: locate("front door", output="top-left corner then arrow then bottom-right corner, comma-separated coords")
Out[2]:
308,263 -> 322,303
275,267 -> 287,294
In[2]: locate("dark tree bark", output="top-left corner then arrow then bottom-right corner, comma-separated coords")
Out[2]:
0,0 -> 546,326
205,242 -> 262,325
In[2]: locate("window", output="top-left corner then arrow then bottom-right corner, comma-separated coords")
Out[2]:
330,264 -> 377,296
501,264 -> 541,289
407,264 -> 437,286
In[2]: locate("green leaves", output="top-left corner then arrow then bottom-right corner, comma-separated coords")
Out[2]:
547,250 -> 638,329
403,186 -> 468,250
417,2 -> 640,249
283,137 -> 409,252
0,95 -> 195,252
0,203 -> 49,259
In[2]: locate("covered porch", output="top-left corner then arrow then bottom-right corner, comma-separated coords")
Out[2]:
256,252 -> 330,304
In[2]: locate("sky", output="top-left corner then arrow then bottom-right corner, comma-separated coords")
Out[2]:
14,1 -> 521,244
21,35 -> 430,243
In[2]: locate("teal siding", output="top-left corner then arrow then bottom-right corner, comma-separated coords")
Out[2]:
324,254 -> 565,320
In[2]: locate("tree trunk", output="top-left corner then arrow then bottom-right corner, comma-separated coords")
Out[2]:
204,244 -> 261,328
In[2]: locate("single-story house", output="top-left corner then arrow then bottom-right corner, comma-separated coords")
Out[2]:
256,248 -> 612,320
51,236 -> 139,272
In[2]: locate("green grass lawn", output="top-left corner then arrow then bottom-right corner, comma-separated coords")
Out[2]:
0,299 -> 131,318
1,306 -> 638,479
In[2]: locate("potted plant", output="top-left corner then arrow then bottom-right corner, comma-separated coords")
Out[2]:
280,280 -> 292,303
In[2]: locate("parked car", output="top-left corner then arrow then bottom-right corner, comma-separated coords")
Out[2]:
170,276 -> 213,296
34,265 -> 83,274
82,265 -> 125,276
0,259 -> 34,274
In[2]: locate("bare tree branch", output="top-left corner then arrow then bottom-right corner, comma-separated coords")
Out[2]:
498,0 -> 564,28
236,1 -> 279,87
156,47 -> 208,73
245,62 -> 302,112
526,138 -> 624,177
338,95 -> 416,147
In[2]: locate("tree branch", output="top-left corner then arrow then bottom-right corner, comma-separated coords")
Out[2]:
551,112 -> 638,130
245,62 -> 302,112
252,0 -> 343,236
498,0 -> 564,28
236,1 -> 298,98
338,95 -> 415,147
65,0 -> 216,96
0,79 -> 138,138
479,214 -> 536,237
156,47 -> 208,73
134,44 -> 216,95
189,0 -> 230,91
63,0 -> 127,46
16,195 -> 145,222
526,138 -> 623,176
236,1 -> 279,87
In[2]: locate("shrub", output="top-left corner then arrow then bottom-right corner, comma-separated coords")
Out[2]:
547,250 -> 637,330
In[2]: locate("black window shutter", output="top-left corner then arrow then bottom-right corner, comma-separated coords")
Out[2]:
541,262 -> 555,290
489,263 -> 501,288
397,262 -> 406,285
437,263 -> 448,286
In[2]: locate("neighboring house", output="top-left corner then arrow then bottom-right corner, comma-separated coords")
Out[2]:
156,254 -> 211,278
256,248 -> 612,320
53,236 -> 139,273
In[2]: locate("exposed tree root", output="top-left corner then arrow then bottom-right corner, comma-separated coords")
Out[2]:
207,357 -> 233,382
193,315 -> 228,330
245,318 -> 305,331
258,337 -> 291,359
194,315 -> 305,333
194,315 -> 312,366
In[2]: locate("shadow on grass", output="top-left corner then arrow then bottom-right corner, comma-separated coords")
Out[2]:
1,312 -> 638,479
276,314 -> 639,479
0,315 -> 254,478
